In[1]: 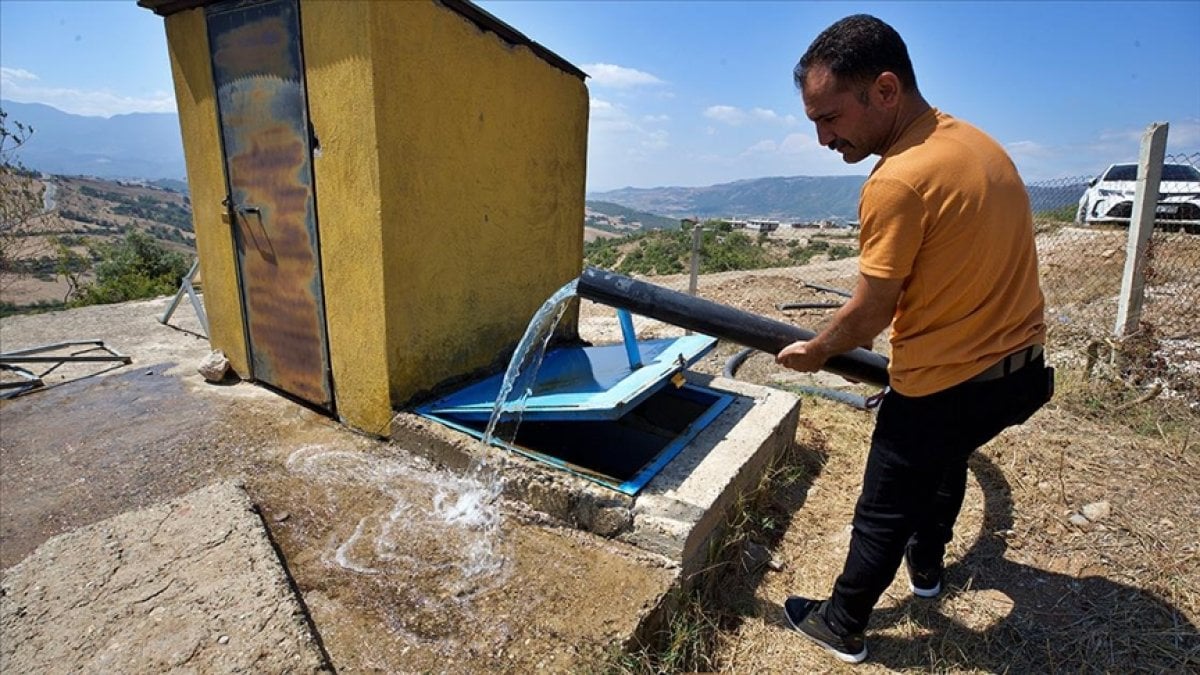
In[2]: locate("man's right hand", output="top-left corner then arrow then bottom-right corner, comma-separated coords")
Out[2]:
776,340 -> 829,373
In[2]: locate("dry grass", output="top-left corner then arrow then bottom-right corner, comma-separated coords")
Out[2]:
687,387 -> 1199,673
595,229 -> 1200,672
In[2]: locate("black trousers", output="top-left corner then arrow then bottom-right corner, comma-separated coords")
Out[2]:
825,357 -> 1052,635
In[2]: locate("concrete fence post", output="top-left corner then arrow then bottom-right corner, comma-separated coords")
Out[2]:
687,218 -> 702,336
689,223 -> 701,297
1114,122 -> 1169,338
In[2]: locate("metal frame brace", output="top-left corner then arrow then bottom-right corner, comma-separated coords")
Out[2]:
160,259 -> 209,336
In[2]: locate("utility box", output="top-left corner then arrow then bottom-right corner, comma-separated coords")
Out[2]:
141,0 -> 589,434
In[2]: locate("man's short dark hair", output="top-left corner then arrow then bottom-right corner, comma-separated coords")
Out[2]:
794,14 -> 918,94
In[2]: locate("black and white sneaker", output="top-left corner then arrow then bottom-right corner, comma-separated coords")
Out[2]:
783,596 -> 867,664
905,553 -> 943,598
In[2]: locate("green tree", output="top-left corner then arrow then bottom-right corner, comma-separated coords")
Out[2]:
72,231 -> 189,306
0,108 -> 56,293
51,236 -> 91,303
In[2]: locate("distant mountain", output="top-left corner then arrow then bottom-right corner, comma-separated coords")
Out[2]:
591,175 -> 1091,221
1028,183 -> 1088,214
585,200 -> 680,232
589,175 -> 868,221
1,100 -> 185,180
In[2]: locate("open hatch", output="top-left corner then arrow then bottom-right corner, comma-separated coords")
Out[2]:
417,310 -> 734,494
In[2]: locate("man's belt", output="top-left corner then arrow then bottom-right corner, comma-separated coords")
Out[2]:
968,344 -> 1044,382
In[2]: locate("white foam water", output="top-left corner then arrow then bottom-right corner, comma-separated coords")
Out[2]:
285,444 -> 509,593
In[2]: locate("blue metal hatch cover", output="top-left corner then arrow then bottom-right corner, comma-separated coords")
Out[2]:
419,334 -> 717,422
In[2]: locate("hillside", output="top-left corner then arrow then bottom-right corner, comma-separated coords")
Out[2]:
585,200 -> 680,233
590,175 -> 1091,222
0,101 -> 1090,226
1,175 -> 196,309
0,100 -> 185,180
589,175 -> 868,221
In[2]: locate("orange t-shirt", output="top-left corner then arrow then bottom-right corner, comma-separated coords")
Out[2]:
858,108 -> 1046,396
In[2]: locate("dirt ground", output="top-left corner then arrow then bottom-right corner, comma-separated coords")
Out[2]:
3,248 -> 1199,672
609,261 -> 1200,672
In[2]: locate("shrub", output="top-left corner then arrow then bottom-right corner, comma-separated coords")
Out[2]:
70,231 -> 189,306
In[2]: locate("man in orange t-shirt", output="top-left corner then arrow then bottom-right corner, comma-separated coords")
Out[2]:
775,14 -> 1052,665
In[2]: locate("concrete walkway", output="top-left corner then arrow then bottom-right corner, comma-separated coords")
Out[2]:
0,482 -> 328,673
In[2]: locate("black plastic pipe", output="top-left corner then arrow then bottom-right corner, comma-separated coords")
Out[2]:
577,267 -> 890,387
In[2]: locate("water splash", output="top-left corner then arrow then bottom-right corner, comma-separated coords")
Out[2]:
285,444 -> 509,591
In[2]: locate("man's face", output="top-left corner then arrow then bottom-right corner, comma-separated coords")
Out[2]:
801,65 -> 888,164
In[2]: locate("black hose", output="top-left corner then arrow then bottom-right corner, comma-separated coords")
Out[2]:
722,347 -> 873,410
789,385 -> 872,410
776,302 -> 843,311
722,347 -> 755,378
577,267 -> 890,387
804,282 -> 853,298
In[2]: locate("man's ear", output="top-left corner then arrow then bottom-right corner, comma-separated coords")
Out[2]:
874,72 -> 901,108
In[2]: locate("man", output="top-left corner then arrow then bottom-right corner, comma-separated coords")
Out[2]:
775,14 -> 1052,664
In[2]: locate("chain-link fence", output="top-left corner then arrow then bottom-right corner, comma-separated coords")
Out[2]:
1028,149 -> 1200,408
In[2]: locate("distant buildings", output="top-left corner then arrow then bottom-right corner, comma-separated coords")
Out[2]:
726,217 -> 856,231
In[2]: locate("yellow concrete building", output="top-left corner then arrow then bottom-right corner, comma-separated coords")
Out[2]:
140,0 -> 589,434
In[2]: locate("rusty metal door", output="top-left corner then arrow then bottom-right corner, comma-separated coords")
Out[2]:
207,0 -> 334,410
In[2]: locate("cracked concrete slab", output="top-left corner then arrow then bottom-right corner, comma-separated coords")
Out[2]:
0,481 -> 328,674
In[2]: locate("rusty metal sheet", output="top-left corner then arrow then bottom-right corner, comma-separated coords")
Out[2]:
208,0 -> 333,409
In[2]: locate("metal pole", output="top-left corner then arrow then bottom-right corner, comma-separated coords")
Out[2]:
616,308 -> 643,369
1115,122 -> 1169,337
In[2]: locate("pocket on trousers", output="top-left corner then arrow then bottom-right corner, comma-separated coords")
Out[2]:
1009,365 -> 1054,426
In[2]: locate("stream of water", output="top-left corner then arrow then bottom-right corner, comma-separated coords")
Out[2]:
482,278 -> 579,445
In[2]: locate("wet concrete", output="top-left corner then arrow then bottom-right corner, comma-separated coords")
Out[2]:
0,297 -> 678,672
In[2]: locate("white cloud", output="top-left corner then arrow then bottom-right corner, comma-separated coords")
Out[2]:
1005,140 -> 1053,159
582,63 -> 665,88
642,129 -> 669,150
1,67 -> 38,82
778,132 -> 824,155
742,139 -> 778,156
1165,117 -> 1200,148
1004,119 -> 1200,181
704,105 -> 798,127
588,98 -> 669,153
704,105 -> 745,125
590,98 -> 616,114
0,67 -> 175,117
729,131 -> 866,177
751,108 -> 799,125
642,114 -> 670,123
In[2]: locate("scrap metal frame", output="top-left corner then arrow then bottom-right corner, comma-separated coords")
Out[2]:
0,340 -> 133,398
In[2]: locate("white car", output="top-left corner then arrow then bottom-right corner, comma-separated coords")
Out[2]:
1076,162 -> 1200,231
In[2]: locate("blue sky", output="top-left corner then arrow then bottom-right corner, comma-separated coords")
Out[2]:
1,1 -> 1197,191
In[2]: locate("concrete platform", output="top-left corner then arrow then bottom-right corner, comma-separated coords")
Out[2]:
0,482 -> 328,674
625,374 -> 801,575
394,373 -> 802,576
